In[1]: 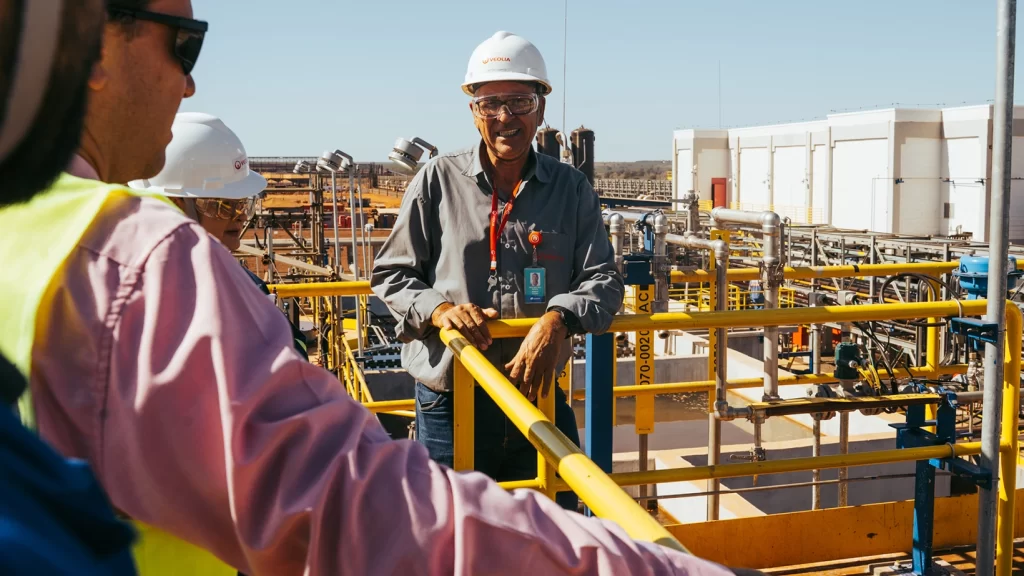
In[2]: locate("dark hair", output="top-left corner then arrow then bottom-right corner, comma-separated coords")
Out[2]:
106,0 -> 152,37
0,0 -> 105,206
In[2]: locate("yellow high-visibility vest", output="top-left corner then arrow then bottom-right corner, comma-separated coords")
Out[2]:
0,173 -> 236,576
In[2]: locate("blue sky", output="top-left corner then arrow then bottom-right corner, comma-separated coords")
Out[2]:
181,0 -> 1016,161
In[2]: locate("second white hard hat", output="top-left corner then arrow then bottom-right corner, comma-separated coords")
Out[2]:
462,31 -> 551,96
129,112 -> 266,199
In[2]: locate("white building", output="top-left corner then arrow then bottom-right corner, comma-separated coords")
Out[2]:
672,105 -> 1024,241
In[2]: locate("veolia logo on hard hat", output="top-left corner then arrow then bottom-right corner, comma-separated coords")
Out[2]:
482,56 -> 511,64
234,157 -> 248,171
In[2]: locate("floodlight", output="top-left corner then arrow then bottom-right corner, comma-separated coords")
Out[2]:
389,137 -> 437,174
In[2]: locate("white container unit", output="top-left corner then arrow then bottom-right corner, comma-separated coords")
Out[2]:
669,105 -> 1024,236
671,129 -> 728,204
939,105 -> 1024,242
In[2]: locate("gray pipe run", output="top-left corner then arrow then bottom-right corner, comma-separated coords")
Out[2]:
710,207 -> 784,401
608,213 -> 625,275
664,231 -> 730,521
235,244 -> 336,278
603,209 -> 650,225
978,1 -> 1016,569
663,233 -> 744,422
653,215 -> 670,312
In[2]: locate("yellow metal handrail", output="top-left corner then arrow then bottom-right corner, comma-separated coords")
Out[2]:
436,299 -> 1019,570
484,300 -> 990,339
270,272 -> 1021,569
266,260 -> 1024,297
437,328 -> 690,554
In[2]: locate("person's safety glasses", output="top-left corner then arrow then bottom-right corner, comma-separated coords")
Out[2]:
107,7 -> 209,75
471,93 -> 540,119
194,195 -> 261,223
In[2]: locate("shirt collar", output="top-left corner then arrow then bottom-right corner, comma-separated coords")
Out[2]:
464,140 -> 551,186
66,153 -> 100,181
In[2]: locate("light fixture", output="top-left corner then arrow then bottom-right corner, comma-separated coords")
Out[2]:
388,137 -> 437,174
293,159 -> 313,173
319,149 -> 352,174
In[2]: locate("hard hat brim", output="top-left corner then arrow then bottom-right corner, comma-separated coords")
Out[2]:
132,170 -> 267,199
462,72 -> 552,96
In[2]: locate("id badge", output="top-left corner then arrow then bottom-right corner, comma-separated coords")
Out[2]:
524,267 -> 546,303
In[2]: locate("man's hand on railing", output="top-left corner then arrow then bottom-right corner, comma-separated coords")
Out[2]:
431,302 -> 499,350
505,311 -> 568,402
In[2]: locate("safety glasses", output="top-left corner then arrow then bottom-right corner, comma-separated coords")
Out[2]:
193,194 -> 261,223
471,93 -> 540,119
107,7 -> 208,75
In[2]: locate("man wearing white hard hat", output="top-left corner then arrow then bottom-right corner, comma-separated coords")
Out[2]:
129,112 -> 309,360
374,31 -> 624,511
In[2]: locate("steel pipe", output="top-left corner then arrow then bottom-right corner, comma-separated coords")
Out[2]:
609,213 -> 625,273
979,1 -> 1017,572
710,208 -> 783,400
236,245 -> 335,277
665,234 -> 732,420
666,232 -> 731,517
608,442 -> 984,487
838,412 -> 850,507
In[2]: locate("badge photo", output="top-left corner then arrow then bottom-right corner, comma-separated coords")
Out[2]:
524,267 -> 546,303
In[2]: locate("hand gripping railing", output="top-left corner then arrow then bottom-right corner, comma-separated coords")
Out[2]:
437,327 -> 690,554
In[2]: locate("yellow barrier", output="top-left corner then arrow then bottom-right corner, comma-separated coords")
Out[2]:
267,260 -> 1024,297
437,328 -> 690,554
485,299 -> 990,339
274,272 -> 1020,570
268,280 -> 371,297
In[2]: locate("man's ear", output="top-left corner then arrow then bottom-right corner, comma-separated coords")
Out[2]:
87,43 -> 108,91
537,96 -> 546,126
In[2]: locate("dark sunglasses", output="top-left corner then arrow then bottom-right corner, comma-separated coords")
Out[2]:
107,7 -> 209,75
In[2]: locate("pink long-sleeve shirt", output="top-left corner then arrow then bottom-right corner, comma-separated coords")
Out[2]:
27,165 -> 732,575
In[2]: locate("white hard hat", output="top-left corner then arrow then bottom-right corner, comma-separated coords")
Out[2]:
129,112 -> 266,199
462,31 -> 551,96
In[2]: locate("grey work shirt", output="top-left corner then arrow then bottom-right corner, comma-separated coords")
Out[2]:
371,142 -> 624,393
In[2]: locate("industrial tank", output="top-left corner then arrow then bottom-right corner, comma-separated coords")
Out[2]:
571,126 -> 595,185
536,127 -> 560,159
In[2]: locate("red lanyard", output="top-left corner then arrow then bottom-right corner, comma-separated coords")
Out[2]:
489,180 -> 523,272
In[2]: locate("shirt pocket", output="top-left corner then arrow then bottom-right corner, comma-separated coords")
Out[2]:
533,231 -> 572,299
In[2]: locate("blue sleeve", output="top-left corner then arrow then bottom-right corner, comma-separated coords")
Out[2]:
0,355 -> 137,575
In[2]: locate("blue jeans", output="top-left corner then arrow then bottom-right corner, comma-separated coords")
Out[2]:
414,382 -> 581,511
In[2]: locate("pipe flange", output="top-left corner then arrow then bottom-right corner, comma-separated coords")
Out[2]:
806,384 -> 838,420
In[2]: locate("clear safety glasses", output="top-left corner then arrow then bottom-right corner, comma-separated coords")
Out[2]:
470,93 -> 540,119
193,194 -> 261,222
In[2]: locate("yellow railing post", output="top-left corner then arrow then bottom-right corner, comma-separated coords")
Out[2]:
635,285 -> 656,436
924,279 -> 941,433
452,357 -> 475,472
438,328 -> 689,554
995,303 -> 1021,576
538,378 -> 557,500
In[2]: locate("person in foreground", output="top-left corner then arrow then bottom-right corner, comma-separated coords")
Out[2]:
0,0 -> 136,573
372,30 -> 622,511
0,0 -> 759,573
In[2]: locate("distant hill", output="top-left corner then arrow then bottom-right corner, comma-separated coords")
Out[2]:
595,160 -> 672,180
